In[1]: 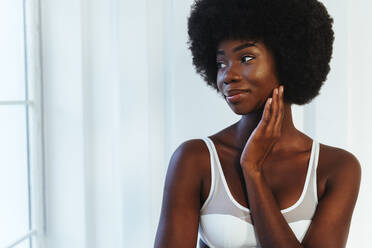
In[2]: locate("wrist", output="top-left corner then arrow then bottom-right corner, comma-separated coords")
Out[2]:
241,162 -> 263,178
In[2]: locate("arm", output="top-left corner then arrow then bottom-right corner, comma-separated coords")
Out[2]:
240,86 -> 361,247
154,140 -> 204,248
242,170 -> 303,247
243,152 -> 361,248
301,151 -> 361,247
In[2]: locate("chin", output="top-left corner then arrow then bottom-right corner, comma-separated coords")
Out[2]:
227,100 -> 264,115
228,103 -> 254,115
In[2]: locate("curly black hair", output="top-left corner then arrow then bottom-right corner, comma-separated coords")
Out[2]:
187,0 -> 334,105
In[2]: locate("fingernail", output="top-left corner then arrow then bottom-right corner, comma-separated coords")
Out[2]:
275,88 -> 278,95
281,86 -> 284,93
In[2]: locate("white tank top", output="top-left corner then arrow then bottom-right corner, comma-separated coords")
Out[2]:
198,137 -> 320,248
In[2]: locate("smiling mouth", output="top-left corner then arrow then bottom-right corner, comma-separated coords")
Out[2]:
225,91 -> 250,103
225,89 -> 251,97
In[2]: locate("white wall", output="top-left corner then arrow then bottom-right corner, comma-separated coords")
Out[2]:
343,0 -> 372,246
312,0 -> 349,147
39,0 -> 372,247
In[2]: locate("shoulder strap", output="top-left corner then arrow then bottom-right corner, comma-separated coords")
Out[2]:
312,140 -> 320,202
200,137 -> 217,212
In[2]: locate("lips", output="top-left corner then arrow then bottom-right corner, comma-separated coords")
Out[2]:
225,89 -> 251,97
225,90 -> 250,104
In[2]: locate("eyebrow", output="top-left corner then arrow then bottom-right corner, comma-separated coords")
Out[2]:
216,42 -> 257,56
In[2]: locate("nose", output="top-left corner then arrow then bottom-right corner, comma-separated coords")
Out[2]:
223,63 -> 242,84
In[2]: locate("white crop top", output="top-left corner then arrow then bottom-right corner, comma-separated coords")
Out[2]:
198,137 -> 320,248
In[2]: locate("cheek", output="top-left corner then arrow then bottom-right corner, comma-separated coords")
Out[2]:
242,66 -> 264,87
243,64 -> 277,88
216,74 -> 224,91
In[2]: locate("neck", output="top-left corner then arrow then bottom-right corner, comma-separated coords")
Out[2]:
234,103 -> 301,153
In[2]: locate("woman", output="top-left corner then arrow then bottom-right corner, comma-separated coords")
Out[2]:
155,0 -> 361,247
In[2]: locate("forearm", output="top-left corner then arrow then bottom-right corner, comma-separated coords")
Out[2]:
243,168 -> 303,248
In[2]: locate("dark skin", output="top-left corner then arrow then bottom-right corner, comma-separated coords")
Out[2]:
154,40 -> 361,248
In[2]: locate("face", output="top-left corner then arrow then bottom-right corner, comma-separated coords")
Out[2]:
216,39 -> 281,115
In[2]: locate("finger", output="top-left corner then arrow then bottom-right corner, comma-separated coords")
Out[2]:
259,97 -> 272,128
266,88 -> 278,133
273,85 -> 284,136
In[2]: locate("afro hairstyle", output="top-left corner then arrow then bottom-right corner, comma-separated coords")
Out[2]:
187,0 -> 334,105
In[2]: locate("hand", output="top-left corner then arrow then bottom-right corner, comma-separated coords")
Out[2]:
240,85 -> 284,174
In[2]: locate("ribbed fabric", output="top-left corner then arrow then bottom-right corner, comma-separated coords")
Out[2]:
198,137 -> 320,248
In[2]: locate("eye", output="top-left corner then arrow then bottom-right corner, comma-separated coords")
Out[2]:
241,55 -> 254,63
216,61 -> 226,69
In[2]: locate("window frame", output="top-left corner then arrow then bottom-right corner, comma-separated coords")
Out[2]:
1,0 -> 46,247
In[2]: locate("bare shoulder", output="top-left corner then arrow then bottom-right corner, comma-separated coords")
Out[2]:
301,143 -> 361,247
318,142 -> 361,187
170,138 -> 210,174
165,138 -> 212,201
173,138 -> 210,159
154,139 -> 211,247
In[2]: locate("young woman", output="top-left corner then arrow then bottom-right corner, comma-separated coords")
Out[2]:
155,0 -> 361,247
